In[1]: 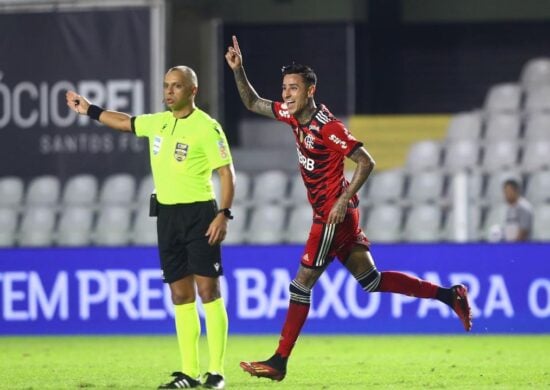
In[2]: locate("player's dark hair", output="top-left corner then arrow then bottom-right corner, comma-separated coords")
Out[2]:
503,178 -> 521,191
281,63 -> 317,86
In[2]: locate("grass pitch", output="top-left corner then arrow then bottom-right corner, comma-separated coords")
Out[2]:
2,335 -> 549,389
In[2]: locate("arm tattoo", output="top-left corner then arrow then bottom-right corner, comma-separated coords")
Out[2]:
343,147 -> 375,200
234,68 -> 274,118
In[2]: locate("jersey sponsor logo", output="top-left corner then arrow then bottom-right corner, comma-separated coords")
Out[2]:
278,103 -> 290,118
297,148 -> 315,171
153,136 -> 162,155
218,139 -> 228,159
304,134 -> 315,150
329,134 -> 347,149
174,142 -> 188,162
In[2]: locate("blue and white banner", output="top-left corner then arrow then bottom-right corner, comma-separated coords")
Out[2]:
0,244 -> 548,335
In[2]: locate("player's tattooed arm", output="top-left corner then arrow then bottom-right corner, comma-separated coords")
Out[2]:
343,147 -> 375,200
233,67 -> 275,118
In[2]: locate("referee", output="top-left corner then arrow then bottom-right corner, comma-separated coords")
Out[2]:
66,66 -> 234,390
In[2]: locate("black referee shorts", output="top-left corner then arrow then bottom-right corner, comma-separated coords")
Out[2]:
156,199 -> 222,283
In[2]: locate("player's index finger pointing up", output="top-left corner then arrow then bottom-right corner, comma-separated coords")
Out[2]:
232,35 -> 241,54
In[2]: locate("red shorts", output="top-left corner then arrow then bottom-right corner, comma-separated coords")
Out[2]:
301,208 -> 370,268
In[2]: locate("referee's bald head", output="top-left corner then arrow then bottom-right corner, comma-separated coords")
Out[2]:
168,66 -> 198,88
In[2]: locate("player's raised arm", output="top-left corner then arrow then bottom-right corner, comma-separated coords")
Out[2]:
65,90 -> 132,132
225,35 -> 275,118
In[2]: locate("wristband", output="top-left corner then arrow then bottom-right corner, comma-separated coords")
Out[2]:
217,208 -> 234,220
87,104 -> 105,121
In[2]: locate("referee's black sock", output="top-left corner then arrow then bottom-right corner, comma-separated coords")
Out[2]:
435,287 -> 453,307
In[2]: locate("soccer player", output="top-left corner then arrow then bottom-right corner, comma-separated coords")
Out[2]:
225,36 -> 472,382
66,66 -> 233,389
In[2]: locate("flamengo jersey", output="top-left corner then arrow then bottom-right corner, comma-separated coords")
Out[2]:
272,102 -> 363,222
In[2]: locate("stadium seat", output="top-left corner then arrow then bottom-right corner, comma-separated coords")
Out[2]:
130,206 -> 158,246
61,174 -> 99,207
25,175 -> 61,207
524,85 -> 550,114
442,140 -> 480,172
445,112 -> 483,141
405,170 -> 445,204
0,208 -> 18,247
246,204 -> 286,244
18,207 -> 56,247
520,57 -> 550,91
532,203 -> 550,241
233,170 -> 251,205
364,169 -> 405,205
483,170 -> 523,204
223,204 -> 248,244
484,113 -> 521,142
93,206 -> 131,246
363,204 -> 402,242
442,204 -> 482,242
481,141 -> 519,172
405,140 -> 442,172
482,204 -> 507,241
56,206 -> 94,246
284,204 -> 313,244
402,204 -> 442,242
0,176 -> 24,209
521,140 -> 550,172
136,174 -> 154,205
446,170 -> 484,203
524,113 -> 550,142
99,173 -> 136,205
483,83 -> 522,113
525,170 -> 550,204
250,170 -> 288,205
286,174 -> 309,205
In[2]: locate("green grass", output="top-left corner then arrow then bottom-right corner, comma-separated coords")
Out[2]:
1,335 -> 549,389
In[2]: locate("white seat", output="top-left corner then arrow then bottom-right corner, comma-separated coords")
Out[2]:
364,169 -> 405,205
136,174 -> 154,204
403,204 -> 442,242
250,170 -> 288,205
524,113 -> 550,142
61,174 -> 98,206
405,140 -> 442,171
525,170 -> 550,204
483,170 -> 523,204
246,205 -> 286,244
484,83 -> 522,113
446,170 -> 484,203
524,85 -> 550,114
405,170 -> 445,204
223,204 -> 248,244
99,173 -> 136,205
443,204 -> 482,242
484,113 -> 521,142
93,206 -> 131,246
0,177 -> 24,208
56,206 -> 94,246
0,208 -> 18,247
521,140 -> 550,172
233,171 -> 251,205
533,203 -> 550,241
25,175 -> 61,207
481,141 -> 519,172
284,204 -> 313,244
287,174 -> 309,205
130,206 -> 158,246
520,57 -> 550,91
443,140 -> 480,172
445,112 -> 483,141
482,204 -> 508,242
18,207 -> 56,247
364,204 -> 402,243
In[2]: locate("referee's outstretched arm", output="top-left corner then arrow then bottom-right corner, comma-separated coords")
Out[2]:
66,90 -> 132,132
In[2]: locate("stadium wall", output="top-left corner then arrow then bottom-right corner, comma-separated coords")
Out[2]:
0,244 -> 548,335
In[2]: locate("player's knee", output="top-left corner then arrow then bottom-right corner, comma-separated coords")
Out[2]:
355,267 -> 381,292
289,279 -> 311,305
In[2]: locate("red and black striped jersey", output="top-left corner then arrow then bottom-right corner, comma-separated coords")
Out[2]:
272,101 -> 363,222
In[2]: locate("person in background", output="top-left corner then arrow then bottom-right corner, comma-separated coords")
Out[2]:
502,178 -> 533,242
66,65 -> 234,389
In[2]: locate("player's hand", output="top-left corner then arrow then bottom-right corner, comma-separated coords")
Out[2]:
225,35 -> 243,70
206,213 -> 229,245
66,90 -> 90,115
327,198 -> 347,225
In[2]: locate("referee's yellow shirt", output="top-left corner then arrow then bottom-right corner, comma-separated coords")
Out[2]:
133,109 -> 232,205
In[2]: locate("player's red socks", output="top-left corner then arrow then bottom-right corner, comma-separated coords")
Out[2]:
276,301 -> 310,358
376,271 -> 439,298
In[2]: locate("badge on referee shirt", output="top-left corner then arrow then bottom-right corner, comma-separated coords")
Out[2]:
174,142 -> 188,162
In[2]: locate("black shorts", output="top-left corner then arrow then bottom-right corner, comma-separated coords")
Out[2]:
156,200 -> 222,283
